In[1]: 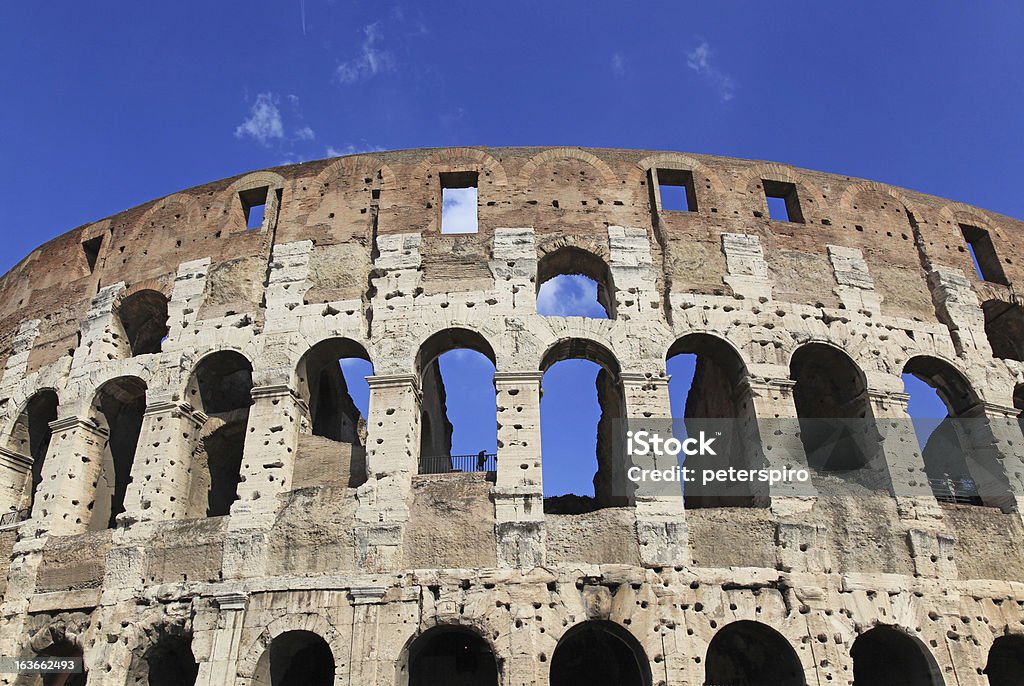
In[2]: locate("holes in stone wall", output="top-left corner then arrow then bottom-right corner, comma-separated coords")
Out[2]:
415,329 -> 497,475
186,352 -> 253,518
536,247 -> 614,319
440,171 -> 479,234
254,630 -> 335,686
540,339 -> 624,513
550,621 -> 650,686
405,626 -> 498,686
705,621 -> 804,686
851,626 -> 942,686
90,376 -> 147,530
117,289 -> 169,356
10,390 -> 58,512
961,224 -> 1008,285
763,180 -> 804,223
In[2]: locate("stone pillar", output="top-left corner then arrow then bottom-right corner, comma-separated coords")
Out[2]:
961,401 -> 1024,515
355,374 -> 419,571
194,593 -> 247,686
119,399 -> 206,525
620,372 -> 690,567
0,447 -> 31,513
32,415 -> 108,537
744,378 -> 818,516
222,383 -> 307,579
493,371 -> 544,567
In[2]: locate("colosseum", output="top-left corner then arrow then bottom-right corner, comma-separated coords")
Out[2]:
0,146 -> 1022,685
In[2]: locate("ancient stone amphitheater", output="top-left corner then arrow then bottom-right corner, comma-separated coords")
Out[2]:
0,146 -> 1022,686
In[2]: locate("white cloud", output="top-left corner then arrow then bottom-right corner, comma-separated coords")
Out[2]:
687,40 -> 736,102
440,187 -> 478,234
234,93 -> 284,145
294,126 -> 316,141
325,143 -> 386,157
536,274 -> 607,318
337,23 -> 396,83
611,52 -> 625,76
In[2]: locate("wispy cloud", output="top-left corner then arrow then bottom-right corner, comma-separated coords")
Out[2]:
325,143 -> 386,157
234,93 -> 284,145
337,23 -> 396,83
687,40 -> 736,102
294,126 -> 316,141
610,52 -> 625,77
440,187 -> 478,234
536,274 -> 608,318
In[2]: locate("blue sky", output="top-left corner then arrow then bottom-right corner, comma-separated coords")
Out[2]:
4,2 -> 1020,496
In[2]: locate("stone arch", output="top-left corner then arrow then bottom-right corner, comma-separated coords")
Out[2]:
790,342 -> 881,473
838,180 -> 922,218
313,154 -> 397,191
937,202 -> 1002,238
89,375 -> 147,530
850,625 -> 944,685
229,170 -> 287,194
549,620 -> 651,686
705,620 -> 805,685
737,162 -> 826,220
126,619 -> 198,686
20,613 -> 90,686
184,351 -> 254,518
667,333 -> 766,507
985,634 -> 1024,685
981,299 -> 1024,361
135,193 -> 202,231
239,614 -> 343,686
7,389 -> 59,513
636,152 -> 727,209
518,147 -> 618,186
114,287 -> 170,357
413,148 -> 509,186
397,624 -> 500,686
536,245 -> 616,318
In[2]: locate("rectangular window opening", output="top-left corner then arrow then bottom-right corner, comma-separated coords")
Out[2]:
82,236 -> 103,273
440,171 -> 479,234
657,168 -> 697,212
960,224 -> 1008,285
763,180 -> 804,223
239,187 -> 269,230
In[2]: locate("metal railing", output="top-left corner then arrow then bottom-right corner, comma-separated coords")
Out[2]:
0,509 -> 30,528
419,453 -> 497,475
929,477 -> 982,505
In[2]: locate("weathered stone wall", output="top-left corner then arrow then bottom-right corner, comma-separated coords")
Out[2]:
0,147 -> 1020,684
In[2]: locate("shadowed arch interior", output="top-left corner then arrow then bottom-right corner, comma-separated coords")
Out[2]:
985,634 -> 1024,685
90,376 -> 147,530
851,626 -> 943,686
133,628 -> 198,686
536,246 -> 615,318
705,620 -> 805,686
253,630 -> 334,686
982,300 -> 1024,362
117,289 -> 169,356
550,620 -> 651,686
667,334 -> 765,508
10,390 -> 58,511
403,626 -> 498,686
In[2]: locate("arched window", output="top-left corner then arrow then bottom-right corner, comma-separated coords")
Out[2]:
253,630 -> 334,686
133,630 -> 198,686
295,338 -> 373,488
851,626 -> 943,686
790,344 -> 879,473
536,247 -> 615,318
903,356 -> 1008,507
415,329 -> 497,475
667,334 -> 764,508
985,634 -> 1024,685
185,352 -> 253,518
540,339 -> 625,513
982,300 -> 1024,361
90,376 -> 147,530
9,390 -> 58,512
28,636 -> 86,686
705,621 -> 804,686
117,289 -> 169,356
550,621 -> 650,686
401,626 -> 499,686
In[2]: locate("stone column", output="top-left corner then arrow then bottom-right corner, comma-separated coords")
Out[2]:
744,378 -> 818,516
119,399 -> 206,525
194,593 -> 248,686
493,371 -> 544,567
222,383 -> 307,579
355,374 -> 420,571
961,401 -> 1024,515
32,415 -> 108,537
620,372 -> 690,567
865,389 -> 941,516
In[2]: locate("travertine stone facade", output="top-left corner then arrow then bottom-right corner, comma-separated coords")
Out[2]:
0,147 -> 1021,684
